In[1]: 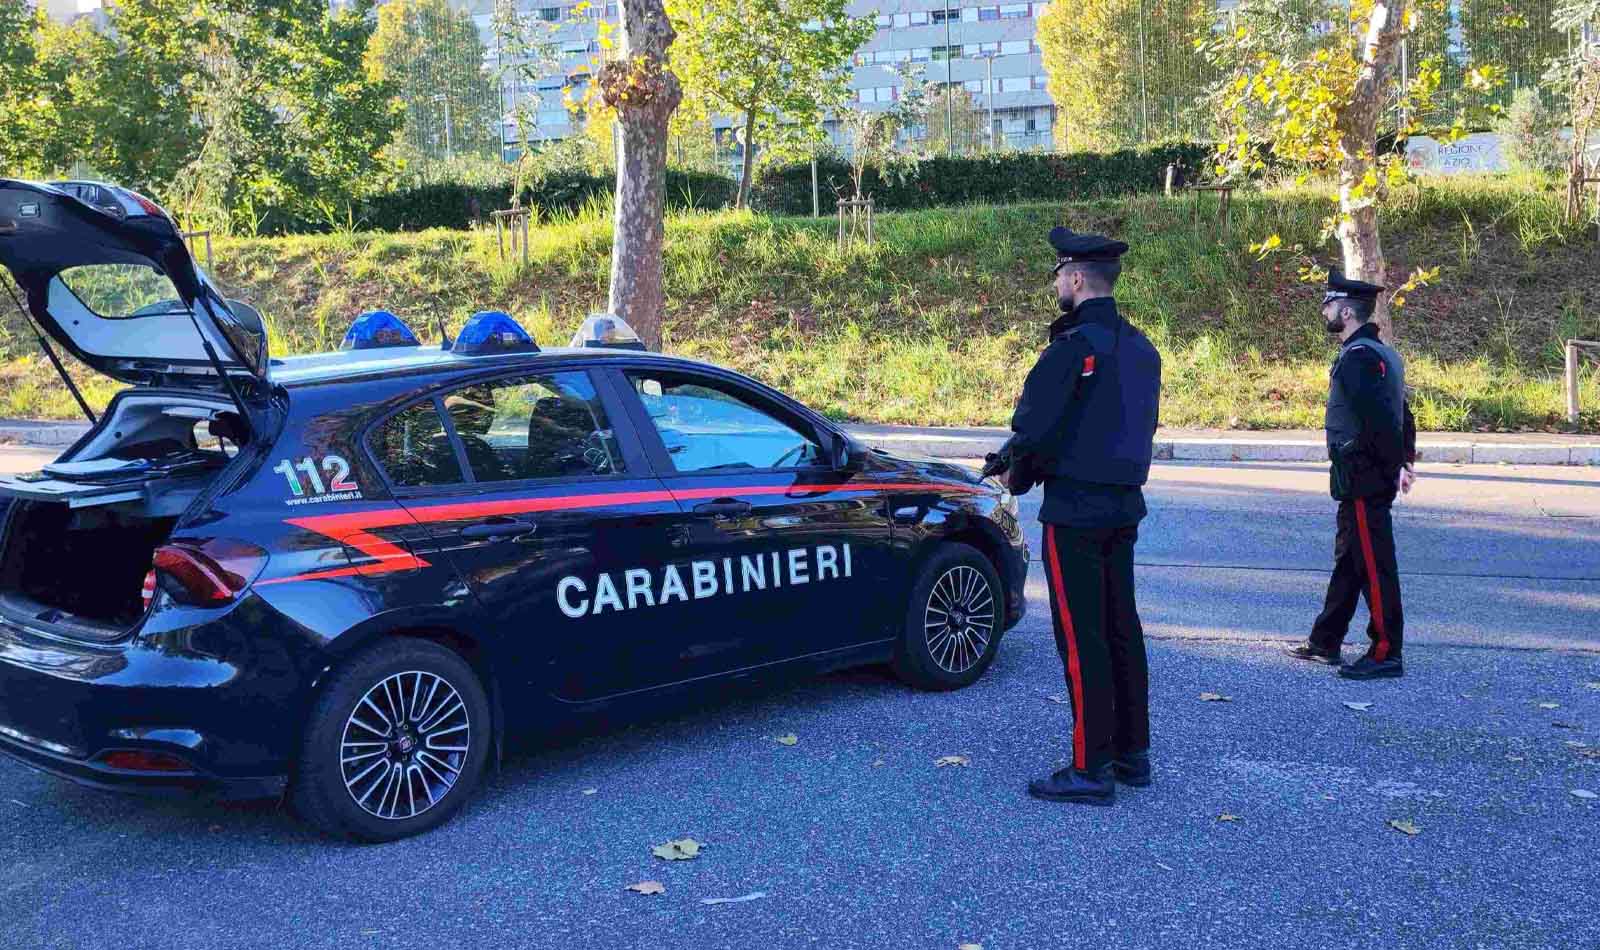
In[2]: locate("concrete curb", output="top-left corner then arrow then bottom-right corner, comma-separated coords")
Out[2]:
844,427 -> 1600,466
3,420 -> 1595,465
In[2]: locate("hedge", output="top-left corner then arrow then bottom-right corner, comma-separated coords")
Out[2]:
257,169 -> 738,234
750,144 -> 1218,216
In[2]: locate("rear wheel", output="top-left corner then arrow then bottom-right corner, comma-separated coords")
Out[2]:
290,639 -> 490,842
891,543 -> 1003,691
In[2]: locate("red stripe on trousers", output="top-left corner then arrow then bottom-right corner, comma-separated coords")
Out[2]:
1044,525 -> 1088,769
1353,499 -> 1390,661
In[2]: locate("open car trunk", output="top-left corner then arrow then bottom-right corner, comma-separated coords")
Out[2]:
0,393 -> 247,640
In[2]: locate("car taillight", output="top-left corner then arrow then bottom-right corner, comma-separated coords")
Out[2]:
141,569 -> 157,611
152,538 -> 268,606
96,749 -> 192,773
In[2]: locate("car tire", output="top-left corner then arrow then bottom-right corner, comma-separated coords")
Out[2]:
290,639 -> 491,843
891,543 -> 1004,691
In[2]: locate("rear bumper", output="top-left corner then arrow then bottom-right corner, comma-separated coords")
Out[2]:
0,730 -> 284,800
0,595 -> 317,798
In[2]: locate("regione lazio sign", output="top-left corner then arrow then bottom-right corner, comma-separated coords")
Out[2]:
1405,133 -> 1509,174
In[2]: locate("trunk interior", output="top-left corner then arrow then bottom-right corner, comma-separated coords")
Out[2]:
0,393 -> 246,638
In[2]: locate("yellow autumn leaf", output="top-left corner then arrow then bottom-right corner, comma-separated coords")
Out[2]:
652,838 -> 702,860
1388,819 -> 1421,836
626,881 -> 665,895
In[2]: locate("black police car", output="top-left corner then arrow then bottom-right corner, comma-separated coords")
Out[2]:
0,180 -> 1028,841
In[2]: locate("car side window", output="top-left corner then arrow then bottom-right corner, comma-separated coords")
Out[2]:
625,372 -> 826,472
369,400 -> 465,488
441,371 -> 624,483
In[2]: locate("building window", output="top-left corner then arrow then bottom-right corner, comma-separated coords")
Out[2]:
1000,40 -> 1028,56
932,7 -> 960,24
893,12 -> 910,27
605,4 -> 618,16
876,14 -> 892,27
962,7 -> 979,22
1026,118 -> 1038,132
1000,2 -> 1030,18
1031,74 -> 1048,90
562,40 -> 587,53
964,79 -> 984,94
1000,76 -> 1029,93
538,6 -> 562,22
912,47 -> 932,63
978,6 -> 1000,21
909,11 -> 929,25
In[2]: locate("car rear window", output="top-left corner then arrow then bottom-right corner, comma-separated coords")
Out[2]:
369,400 -> 464,488
56,263 -> 186,319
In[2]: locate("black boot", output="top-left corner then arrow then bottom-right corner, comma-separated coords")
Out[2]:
1111,750 -> 1151,787
1287,641 -> 1342,665
1027,764 -> 1115,805
1339,653 -> 1404,679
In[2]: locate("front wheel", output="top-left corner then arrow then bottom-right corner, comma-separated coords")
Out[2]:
290,639 -> 491,842
891,543 -> 1004,691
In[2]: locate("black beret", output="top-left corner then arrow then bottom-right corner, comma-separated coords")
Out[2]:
1325,268 -> 1384,300
1049,226 -> 1128,263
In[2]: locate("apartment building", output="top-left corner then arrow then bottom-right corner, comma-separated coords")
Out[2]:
452,1 -> 1057,158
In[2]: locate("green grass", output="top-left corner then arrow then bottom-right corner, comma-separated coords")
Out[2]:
2,174 -> 1596,431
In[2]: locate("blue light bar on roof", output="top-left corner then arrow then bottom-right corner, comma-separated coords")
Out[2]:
341,310 -> 420,350
454,311 -> 538,355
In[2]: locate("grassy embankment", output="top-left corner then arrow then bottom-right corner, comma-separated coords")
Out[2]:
2,175 -> 1596,431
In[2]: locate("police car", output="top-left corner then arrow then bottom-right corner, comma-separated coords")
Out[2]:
0,180 -> 1028,841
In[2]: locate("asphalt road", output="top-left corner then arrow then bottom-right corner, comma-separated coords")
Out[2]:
2,458 -> 1598,950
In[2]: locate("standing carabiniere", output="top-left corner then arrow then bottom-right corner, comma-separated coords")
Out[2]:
1289,269 -> 1417,679
986,227 -> 1162,805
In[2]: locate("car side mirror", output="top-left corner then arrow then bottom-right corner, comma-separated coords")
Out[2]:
820,431 -> 852,470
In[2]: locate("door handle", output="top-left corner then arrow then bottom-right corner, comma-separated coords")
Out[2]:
692,498 -> 752,517
461,517 -> 537,540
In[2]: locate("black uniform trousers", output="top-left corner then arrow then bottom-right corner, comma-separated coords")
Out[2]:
1041,523 -> 1150,772
1310,496 -> 1404,660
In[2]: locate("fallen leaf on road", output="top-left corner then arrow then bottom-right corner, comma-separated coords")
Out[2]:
1343,702 -> 1374,711
652,838 -> 702,861
1156,862 -> 1174,871
1199,693 -> 1233,703
8,799 -> 27,808
871,759 -> 885,767
1045,694 -> 1070,705
582,788 -> 598,796
1217,814 -> 1242,822
1552,721 -> 1580,730
701,892 -> 767,905
1574,747 -> 1600,760
935,755 -> 970,767
1538,702 -> 1561,709
775,734 -> 799,746
1573,789 -> 1598,800
958,944 -> 984,950
1388,819 -> 1421,836
626,881 -> 666,895
1586,682 -> 1600,691
1505,754 -> 1524,762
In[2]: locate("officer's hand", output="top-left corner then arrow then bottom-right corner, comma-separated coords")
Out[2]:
980,452 -> 1009,478
1397,464 -> 1416,495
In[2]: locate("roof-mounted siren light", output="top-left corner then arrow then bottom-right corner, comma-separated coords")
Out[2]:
570,313 -> 647,351
453,310 -> 539,356
341,310 -> 421,351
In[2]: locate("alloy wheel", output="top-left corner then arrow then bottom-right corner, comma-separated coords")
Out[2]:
923,565 -> 995,675
339,670 -> 471,821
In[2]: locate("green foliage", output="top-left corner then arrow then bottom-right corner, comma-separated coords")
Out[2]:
667,0 -> 874,204
0,0 -> 52,176
328,169 -> 735,232
366,0 -> 502,164
1497,88 -> 1565,175
2,0 -> 400,235
1037,0 -> 1215,150
752,144 -> 1215,215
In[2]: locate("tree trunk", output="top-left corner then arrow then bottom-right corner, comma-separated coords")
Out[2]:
1334,1 -> 1408,342
736,111 -> 758,209
603,0 -> 682,350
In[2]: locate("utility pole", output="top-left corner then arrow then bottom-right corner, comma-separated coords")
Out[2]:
433,94 -> 454,159
982,52 -> 995,151
944,5 -> 953,155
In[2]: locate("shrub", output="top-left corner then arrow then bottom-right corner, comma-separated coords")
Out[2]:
255,169 -> 737,233
749,144 -> 1217,215
1497,88 -> 1565,175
